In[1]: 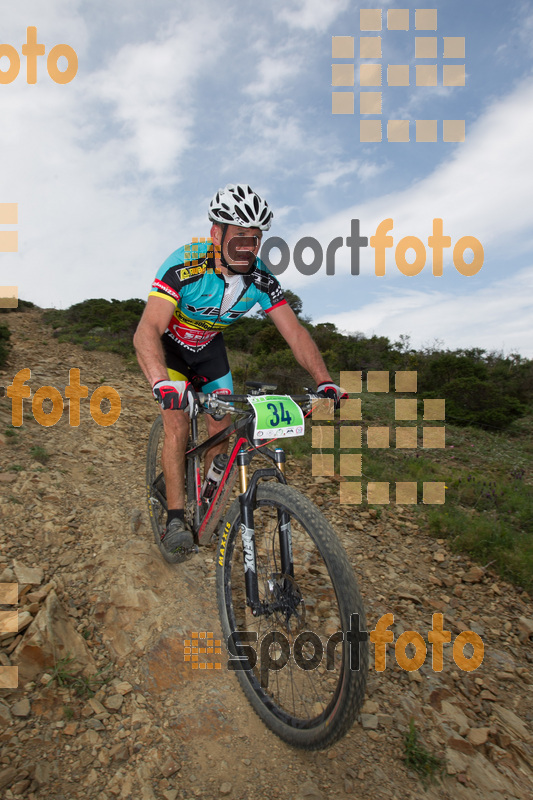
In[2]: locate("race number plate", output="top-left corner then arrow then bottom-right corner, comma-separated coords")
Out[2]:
248,395 -> 305,439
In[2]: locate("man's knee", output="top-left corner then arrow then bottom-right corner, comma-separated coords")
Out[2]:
206,413 -> 231,437
161,409 -> 190,441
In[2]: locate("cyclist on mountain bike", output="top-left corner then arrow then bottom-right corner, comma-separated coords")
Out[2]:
134,183 -> 345,560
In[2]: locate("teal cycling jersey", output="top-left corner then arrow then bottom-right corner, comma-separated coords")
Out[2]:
149,240 -> 287,351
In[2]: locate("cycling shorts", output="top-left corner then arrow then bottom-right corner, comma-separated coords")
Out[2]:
163,333 -> 233,395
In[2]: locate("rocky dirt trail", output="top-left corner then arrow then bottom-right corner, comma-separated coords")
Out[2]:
0,309 -> 532,800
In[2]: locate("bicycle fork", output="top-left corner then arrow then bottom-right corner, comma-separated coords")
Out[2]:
237,446 -> 294,616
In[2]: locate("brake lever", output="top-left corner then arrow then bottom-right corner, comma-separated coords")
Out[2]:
200,395 -> 236,415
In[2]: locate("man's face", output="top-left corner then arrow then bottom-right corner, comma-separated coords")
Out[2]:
211,223 -> 263,273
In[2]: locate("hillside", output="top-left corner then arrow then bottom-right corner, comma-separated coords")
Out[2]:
0,308 -> 532,800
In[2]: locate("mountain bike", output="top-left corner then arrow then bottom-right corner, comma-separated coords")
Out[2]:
145,381 -> 368,749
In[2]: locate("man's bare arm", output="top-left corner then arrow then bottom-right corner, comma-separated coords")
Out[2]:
133,296 -> 176,386
268,303 -> 332,386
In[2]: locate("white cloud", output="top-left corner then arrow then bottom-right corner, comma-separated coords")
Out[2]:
88,9 -> 226,180
268,74 -> 533,287
314,266 -> 533,356
309,158 -> 385,190
0,0 -> 87,48
228,99 -> 315,172
243,52 -> 303,97
0,2 -> 230,308
276,0 -> 351,32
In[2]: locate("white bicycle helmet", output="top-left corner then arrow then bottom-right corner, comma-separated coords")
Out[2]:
208,183 -> 273,231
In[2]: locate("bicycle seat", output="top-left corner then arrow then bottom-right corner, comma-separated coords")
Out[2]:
245,381 -> 278,395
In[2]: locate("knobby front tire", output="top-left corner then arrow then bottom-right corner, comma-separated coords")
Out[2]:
216,482 -> 368,749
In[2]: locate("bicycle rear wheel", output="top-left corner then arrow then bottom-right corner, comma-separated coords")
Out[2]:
216,482 -> 367,749
145,415 -> 195,563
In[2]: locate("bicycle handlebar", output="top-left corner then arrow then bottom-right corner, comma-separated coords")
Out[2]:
198,390 -> 322,416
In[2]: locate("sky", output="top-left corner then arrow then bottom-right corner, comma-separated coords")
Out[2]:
1,0 -> 532,356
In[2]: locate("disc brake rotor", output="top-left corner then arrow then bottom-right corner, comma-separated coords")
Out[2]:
267,573 -> 306,633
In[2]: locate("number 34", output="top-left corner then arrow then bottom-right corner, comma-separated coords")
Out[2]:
267,402 -> 292,427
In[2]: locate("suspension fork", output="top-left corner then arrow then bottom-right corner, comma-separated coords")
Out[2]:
274,448 -> 294,579
237,446 -> 290,615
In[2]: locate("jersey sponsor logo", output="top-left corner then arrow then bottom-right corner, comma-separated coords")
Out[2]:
173,307 -> 224,331
177,264 -> 207,281
183,303 -> 242,321
165,330 -> 213,351
184,304 -> 219,317
251,271 -> 284,302
165,321 -> 216,350
152,279 -> 180,301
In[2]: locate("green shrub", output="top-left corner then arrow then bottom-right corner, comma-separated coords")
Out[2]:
0,298 -> 36,314
428,376 -> 526,430
417,348 -> 532,430
43,298 -> 146,360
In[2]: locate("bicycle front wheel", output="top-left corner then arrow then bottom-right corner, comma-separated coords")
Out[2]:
216,482 -> 368,749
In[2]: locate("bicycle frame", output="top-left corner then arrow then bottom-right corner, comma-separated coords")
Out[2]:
185,400 -> 295,616
186,408 -> 254,545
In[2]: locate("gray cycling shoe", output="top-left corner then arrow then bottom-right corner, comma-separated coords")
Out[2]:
160,519 -> 194,563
